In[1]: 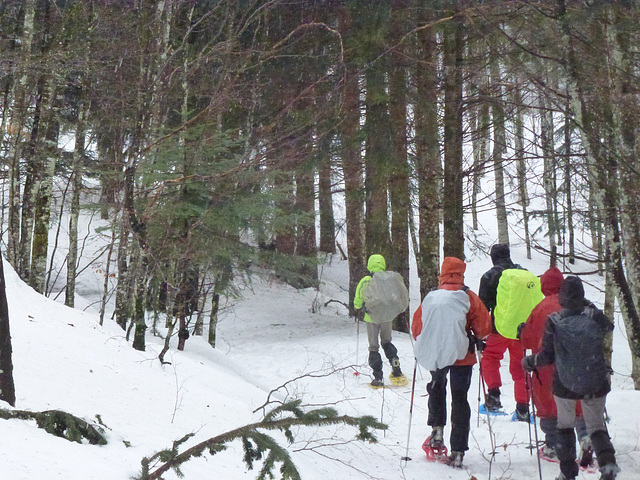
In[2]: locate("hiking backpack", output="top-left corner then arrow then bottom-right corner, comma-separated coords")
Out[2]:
549,307 -> 610,396
494,268 -> 543,339
413,288 -> 470,371
362,271 -> 409,324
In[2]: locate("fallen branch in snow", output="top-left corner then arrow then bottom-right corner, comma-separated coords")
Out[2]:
0,408 -> 107,445
136,399 -> 386,480
254,365 -> 362,415
323,299 -> 349,309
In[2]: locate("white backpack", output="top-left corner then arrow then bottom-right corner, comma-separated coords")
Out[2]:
362,271 -> 410,324
414,288 -> 470,371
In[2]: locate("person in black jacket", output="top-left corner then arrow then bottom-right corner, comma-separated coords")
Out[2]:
478,244 -> 530,420
522,276 -> 619,480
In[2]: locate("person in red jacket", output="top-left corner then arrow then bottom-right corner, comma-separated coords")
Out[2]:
519,267 -> 591,465
412,257 -> 492,468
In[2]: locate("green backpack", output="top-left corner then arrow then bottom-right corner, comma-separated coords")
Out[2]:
494,268 -> 543,339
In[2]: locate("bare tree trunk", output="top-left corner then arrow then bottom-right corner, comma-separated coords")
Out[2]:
563,91 -> 575,265
30,79 -> 59,293
442,4 -> 465,259
415,5 -> 441,297
0,251 -> 16,407
539,93 -> 558,266
388,0 -> 410,332
317,132 -> 335,255
489,52 -> 509,247
65,101 -> 88,308
339,7 -> 365,317
513,76 -> 531,259
6,0 -> 36,267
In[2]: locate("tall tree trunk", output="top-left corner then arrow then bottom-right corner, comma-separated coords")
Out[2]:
30,79 -> 59,293
6,0 -> 37,267
66,101 -> 88,308
388,0 -> 410,332
489,52 -> 509,247
363,4 -> 391,259
513,76 -> 531,259
539,93 -> 558,265
18,76 -> 45,282
563,91 -> 575,265
414,4 -> 441,298
442,4 -> 465,259
339,7 -> 365,317
559,0 -> 640,388
0,251 -> 16,407
317,132 -> 335,255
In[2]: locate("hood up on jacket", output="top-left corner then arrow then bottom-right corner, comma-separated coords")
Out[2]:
439,256 -> 466,287
367,254 -> 386,273
559,275 -> 585,311
541,266 -> 564,296
490,243 -> 512,265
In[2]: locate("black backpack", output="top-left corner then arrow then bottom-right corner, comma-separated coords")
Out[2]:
549,307 -> 610,396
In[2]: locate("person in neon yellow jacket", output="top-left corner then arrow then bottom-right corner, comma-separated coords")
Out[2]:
354,254 -> 403,387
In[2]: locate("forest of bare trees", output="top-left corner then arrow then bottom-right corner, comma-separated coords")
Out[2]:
1,1 -> 640,388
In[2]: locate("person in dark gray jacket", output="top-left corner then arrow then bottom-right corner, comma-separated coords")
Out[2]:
522,276 -> 618,480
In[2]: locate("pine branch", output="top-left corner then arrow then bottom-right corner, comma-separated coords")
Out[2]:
138,401 -> 386,480
0,408 -> 107,445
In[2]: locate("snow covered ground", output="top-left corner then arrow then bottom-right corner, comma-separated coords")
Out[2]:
1,237 -> 639,480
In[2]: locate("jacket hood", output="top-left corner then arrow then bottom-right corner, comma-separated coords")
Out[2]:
367,254 -> 386,273
439,256 -> 466,286
541,266 -> 564,296
490,244 -> 512,265
559,275 -> 585,311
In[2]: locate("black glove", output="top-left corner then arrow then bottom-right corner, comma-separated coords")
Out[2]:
468,334 -> 486,354
521,355 -> 537,372
516,322 -> 526,340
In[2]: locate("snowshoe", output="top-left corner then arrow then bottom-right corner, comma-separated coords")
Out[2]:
479,403 -> 508,416
485,388 -> 503,411
539,446 -> 559,464
512,409 -> 535,424
370,370 -> 384,388
388,372 -> 408,386
422,436 -> 448,463
370,378 -> 384,388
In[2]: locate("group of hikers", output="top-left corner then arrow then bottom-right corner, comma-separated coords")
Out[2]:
353,244 -> 619,480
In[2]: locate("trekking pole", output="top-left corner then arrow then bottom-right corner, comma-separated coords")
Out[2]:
527,370 -> 543,480
402,358 -> 419,464
476,348 -> 497,478
477,362 -> 482,428
524,366 -> 534,456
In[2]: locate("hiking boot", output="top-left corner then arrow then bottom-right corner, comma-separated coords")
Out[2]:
515,403 -> 531,422
540,444 -> 557,460
428,426 -> 444,447
599,464 -> 620,480
447,451 -> 464,468
370,370 -> 384,387
391,357 -> 402,377
578,436 -> 593,467
485,388 -> 502,412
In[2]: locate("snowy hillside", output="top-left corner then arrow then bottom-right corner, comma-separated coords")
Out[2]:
1,242 -> 640,479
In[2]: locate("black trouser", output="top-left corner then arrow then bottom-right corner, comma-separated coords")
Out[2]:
427,365 -> 473,452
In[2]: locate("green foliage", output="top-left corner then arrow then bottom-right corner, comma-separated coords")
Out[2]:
136,399 -> 386,480
0,408 -> 107,445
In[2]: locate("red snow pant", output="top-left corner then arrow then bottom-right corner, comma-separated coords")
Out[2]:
480,333 -> 528,405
